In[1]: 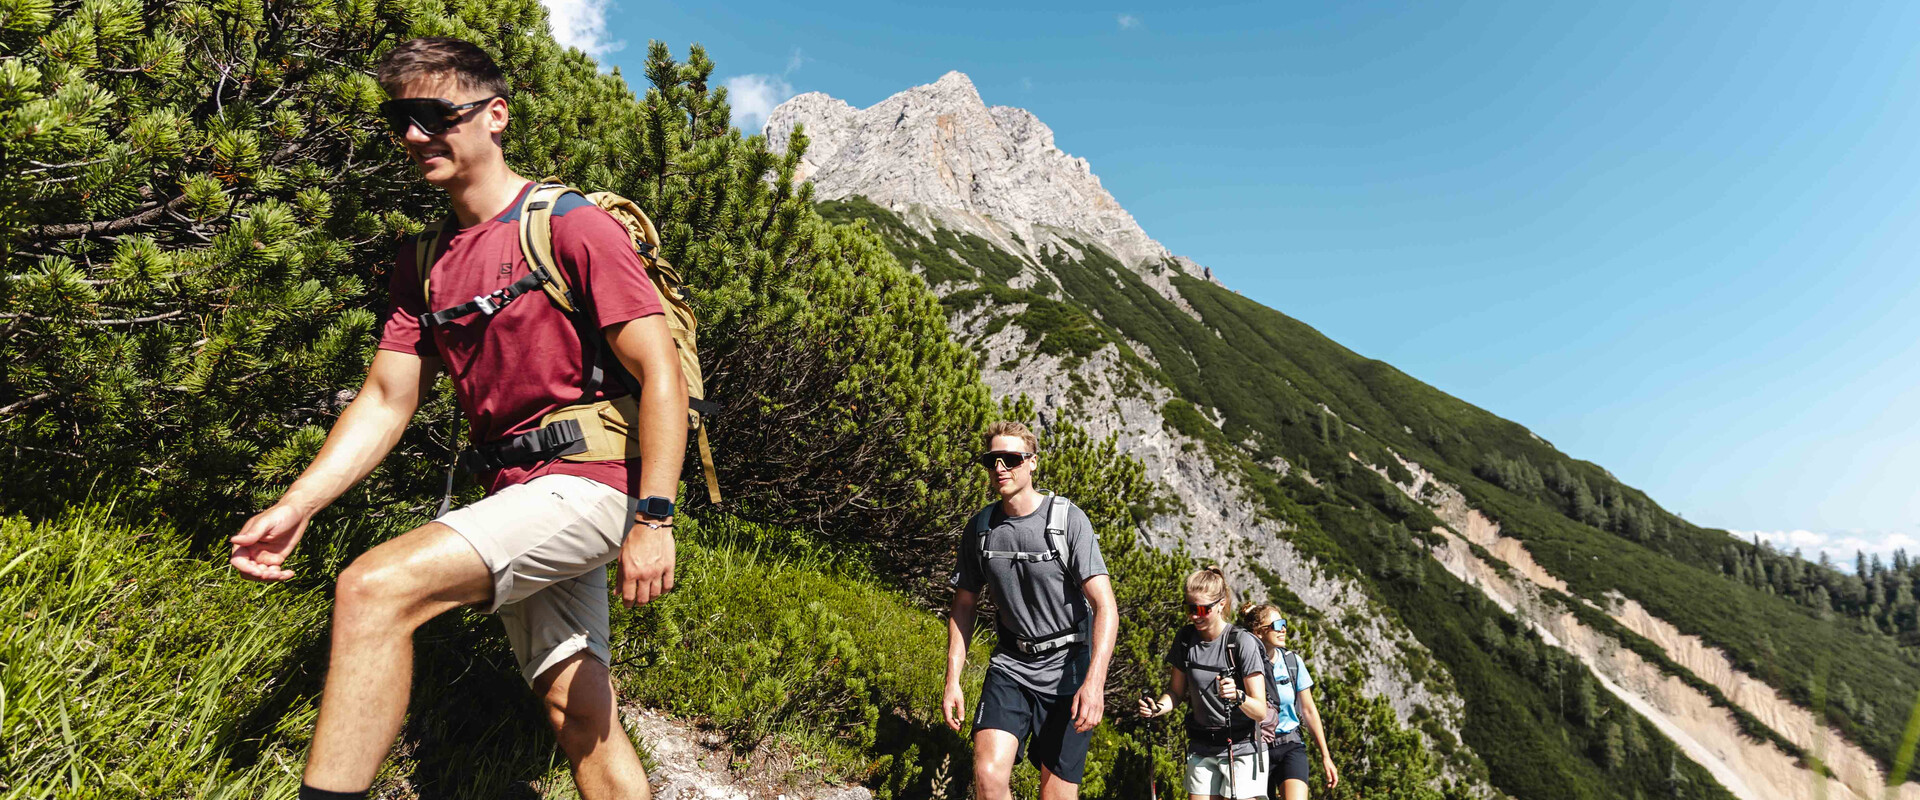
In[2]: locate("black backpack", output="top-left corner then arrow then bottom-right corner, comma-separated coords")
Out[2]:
1254,644 -> 1303,745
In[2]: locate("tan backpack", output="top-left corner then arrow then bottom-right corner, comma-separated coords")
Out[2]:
416,180 -> 720,503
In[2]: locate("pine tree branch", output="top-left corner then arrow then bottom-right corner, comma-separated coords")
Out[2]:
22,195 -> 192,241
22,157 -> 110,174
7,441 -> 87,459
82,310 -> 187,326
0,309 -> 187,325
0,392 -> 53,417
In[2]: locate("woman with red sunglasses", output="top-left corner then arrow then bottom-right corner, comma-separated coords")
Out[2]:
1137,567 -> 1270,800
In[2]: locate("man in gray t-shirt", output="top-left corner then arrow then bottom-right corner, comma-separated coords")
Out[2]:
943,421 -> 1119,800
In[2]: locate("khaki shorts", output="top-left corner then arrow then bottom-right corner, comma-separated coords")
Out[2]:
437,474 -> 636,684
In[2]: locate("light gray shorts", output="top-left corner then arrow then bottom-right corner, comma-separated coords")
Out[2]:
436,474 -> 635,684
1186,747 -> 1269,799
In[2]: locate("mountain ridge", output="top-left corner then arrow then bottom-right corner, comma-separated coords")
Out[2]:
769,72 -> 1918,800
767,71 -> 1213,286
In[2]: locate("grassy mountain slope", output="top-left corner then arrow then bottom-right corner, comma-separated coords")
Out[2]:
824,195 -> 1918,794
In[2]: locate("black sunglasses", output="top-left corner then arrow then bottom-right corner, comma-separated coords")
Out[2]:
378,95 -> 505,138
975,451 -> 1034,470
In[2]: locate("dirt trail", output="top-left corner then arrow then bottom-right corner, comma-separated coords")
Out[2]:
622,706 -> 874,800
1365,455 -> 1917,800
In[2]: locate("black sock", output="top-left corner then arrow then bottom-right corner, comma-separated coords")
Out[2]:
299,785 -> 368,800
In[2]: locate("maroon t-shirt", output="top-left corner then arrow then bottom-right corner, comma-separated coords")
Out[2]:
378,182 -> 664,495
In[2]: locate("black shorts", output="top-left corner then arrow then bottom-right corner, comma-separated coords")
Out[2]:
1267,738 -> 1311,789
972,666 -> 1094,784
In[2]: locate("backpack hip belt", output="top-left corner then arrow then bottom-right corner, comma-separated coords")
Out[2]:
1188,723 -> 1255,749
460,417 -> 588,472
1007,626 -> 1086,655
456,393 -> 722,473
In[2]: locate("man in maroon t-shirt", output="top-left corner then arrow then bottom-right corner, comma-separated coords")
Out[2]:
227,38 -> 684,800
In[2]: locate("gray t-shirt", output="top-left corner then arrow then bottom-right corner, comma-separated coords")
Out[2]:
1166,625 -> 1266,757
951,496 -> 1109,695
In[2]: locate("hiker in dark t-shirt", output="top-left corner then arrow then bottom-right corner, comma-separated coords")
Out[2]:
944,421 -> 1119,800
227,39 -> 684,800
1138,567 -> 1271,800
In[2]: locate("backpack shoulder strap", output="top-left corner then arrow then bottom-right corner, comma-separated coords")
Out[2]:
1224,624 -> 1245,678
1044,493 -> 1079,587
517,182 -> 583,316
967,504 -> 997,583
1283,648 -> 1301,690
415,218 -> 451,307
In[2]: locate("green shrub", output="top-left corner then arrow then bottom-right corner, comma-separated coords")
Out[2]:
611,514 -> 956,777
1,2 -> 995,586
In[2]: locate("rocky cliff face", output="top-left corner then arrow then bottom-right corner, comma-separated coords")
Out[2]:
767,73 -> 1478,791
767,72 -> 1185,275
1368,452 -> 1916,800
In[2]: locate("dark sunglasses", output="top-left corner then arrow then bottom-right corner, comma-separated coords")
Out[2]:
1183,599 -> 1221,615
378,95 -> 505,138
1258,619 -> 1288,633
975,451 -> 1034,470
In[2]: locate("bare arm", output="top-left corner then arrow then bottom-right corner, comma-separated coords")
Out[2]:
603,314 -> 689,606
229,350 -> 439,580
1299,688 -> 1339,787
1071,574 -> 1120,731
1237,666 -> 1269,724
942,587 -> 981,731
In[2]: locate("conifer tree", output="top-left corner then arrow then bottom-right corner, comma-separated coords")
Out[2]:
0,0 -> 993,557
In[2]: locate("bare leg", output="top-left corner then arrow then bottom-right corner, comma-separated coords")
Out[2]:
538,651 -> 649,799
303,523 -> 492,791
1038,765 -> 1080,800
1284,778 -> 1309,800
972,728 -> 1021,800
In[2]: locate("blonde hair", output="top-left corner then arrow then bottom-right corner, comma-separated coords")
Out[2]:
1184,566 -> 1233,608
1238,602 -> 1282,630
983,420 -> 1039,453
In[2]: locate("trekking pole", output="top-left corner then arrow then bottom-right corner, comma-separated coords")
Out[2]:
1219,674 -> 1238,800
1141,694 -> 1160,800
1225,732 -> 1238,800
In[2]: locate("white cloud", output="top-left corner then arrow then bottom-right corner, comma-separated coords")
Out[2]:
724,49 -> 805,134
542,0 -> 624,57
1117,13 -> 1142,29
1727,528 -> 1920,570
724,74 -> 796,134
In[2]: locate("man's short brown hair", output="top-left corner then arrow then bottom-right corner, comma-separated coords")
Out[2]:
983,420 -> 1038,453
376,37 -> 510,98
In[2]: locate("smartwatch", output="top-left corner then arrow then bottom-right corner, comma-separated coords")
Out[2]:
638,495 -> 675,519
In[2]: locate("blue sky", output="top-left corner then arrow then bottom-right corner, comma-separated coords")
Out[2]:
559,1 -> 1920,565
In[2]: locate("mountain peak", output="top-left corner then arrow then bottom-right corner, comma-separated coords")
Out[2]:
765,74 -> 1197,276
931,69 -> 979,94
